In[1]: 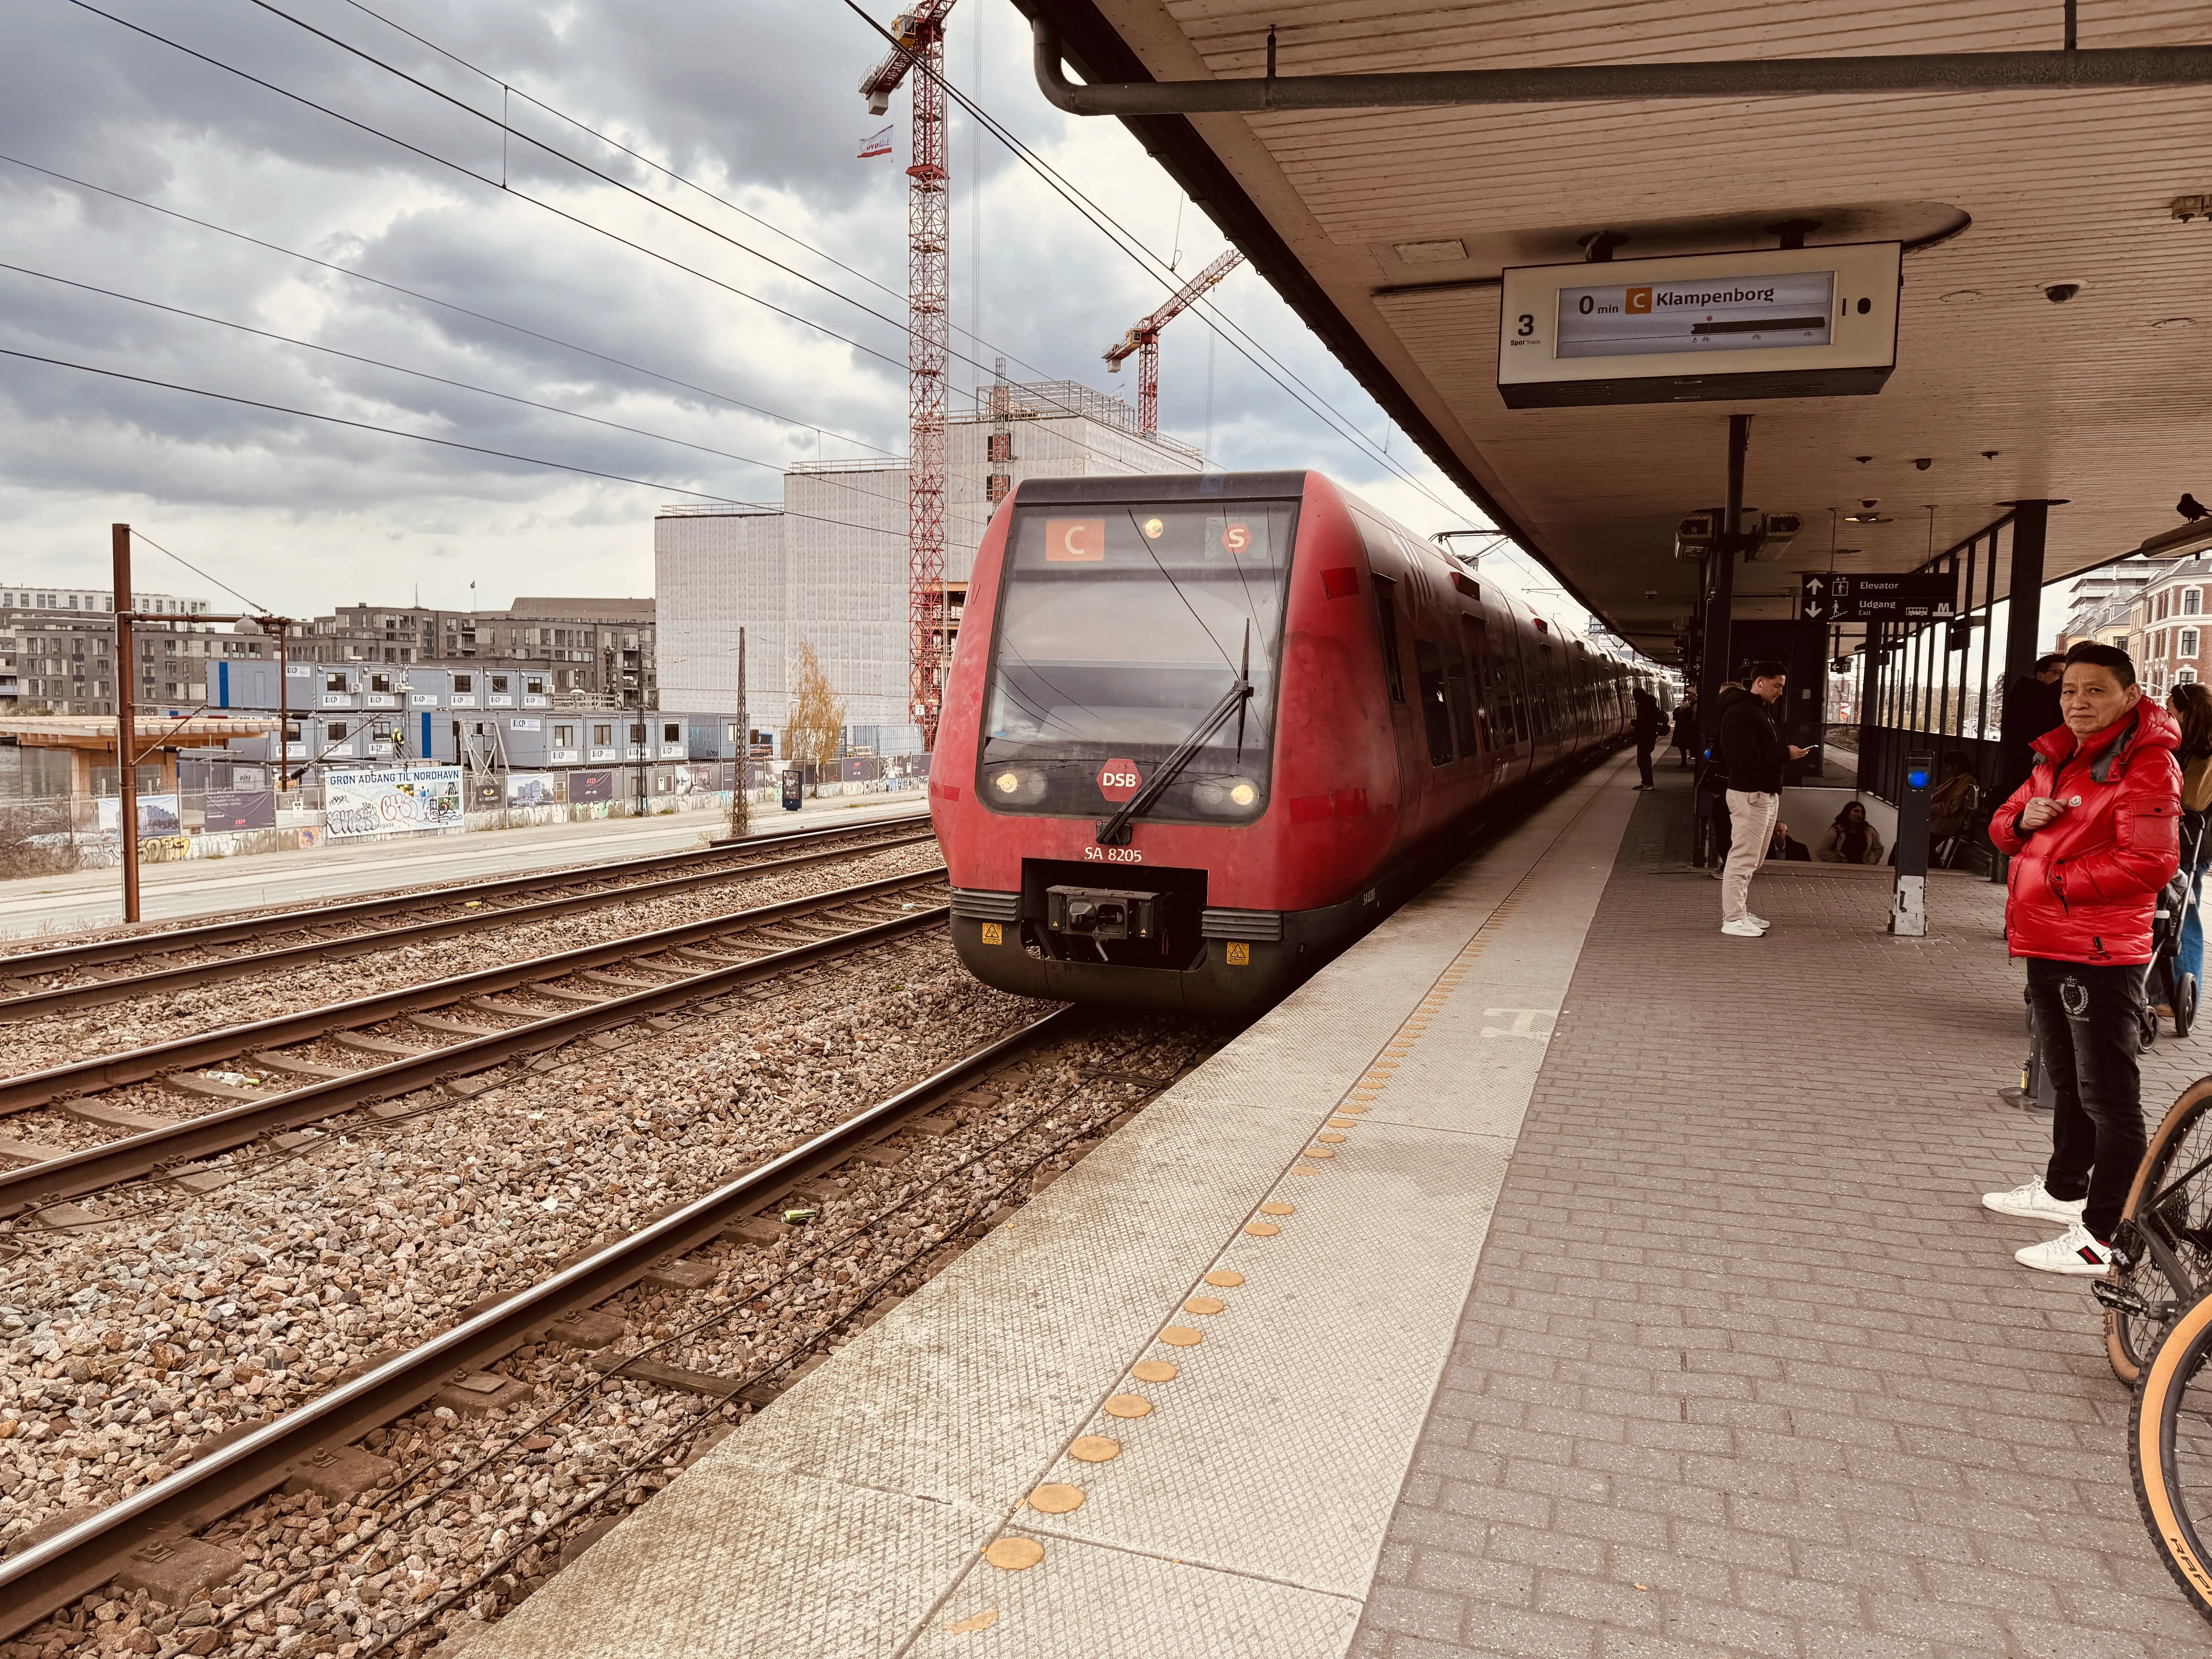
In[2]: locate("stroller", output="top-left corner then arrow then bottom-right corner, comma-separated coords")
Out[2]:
2145,812 -> 2207,1045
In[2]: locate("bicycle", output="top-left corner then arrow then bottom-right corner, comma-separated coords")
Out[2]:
2098,1077 -> 2212,1384
2126,1285 -> 2212,1623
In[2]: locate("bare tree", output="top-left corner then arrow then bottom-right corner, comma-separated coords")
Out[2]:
785,641 -> 847,795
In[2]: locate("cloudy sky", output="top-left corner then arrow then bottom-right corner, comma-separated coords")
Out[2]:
0,0 -> 1567,621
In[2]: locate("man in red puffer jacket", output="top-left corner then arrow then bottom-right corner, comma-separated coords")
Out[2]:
1983,642 -> 2181,1275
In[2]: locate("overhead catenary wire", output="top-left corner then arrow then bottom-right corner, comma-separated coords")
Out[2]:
68,0 -> 1189,479
835,0 -> 1480,522
222,0 -> 1147,460
0,260 -> 905,499
0,347 -> 912,538
127,529 -> 270,617
323,0 -> 1093,405
0,152 -> 899,460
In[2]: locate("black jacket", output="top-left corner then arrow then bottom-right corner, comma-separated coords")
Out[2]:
1633,691 -> 1664,742
2007,674 -> 2064,746
1719,685 -> 1790,793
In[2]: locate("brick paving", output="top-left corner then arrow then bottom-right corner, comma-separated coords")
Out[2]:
1352,771 -> 2212,1658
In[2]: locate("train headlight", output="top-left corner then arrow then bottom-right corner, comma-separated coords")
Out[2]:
988,768 -> 1047,804
1142,516 -> 1166,539
1193,777 -> 1263,816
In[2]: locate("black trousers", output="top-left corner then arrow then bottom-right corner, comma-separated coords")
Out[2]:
2026,956 -> 2148,1242
1636,738 -> 1656,787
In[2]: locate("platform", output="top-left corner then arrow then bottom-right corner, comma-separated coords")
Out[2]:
469,762 -> 2209,1659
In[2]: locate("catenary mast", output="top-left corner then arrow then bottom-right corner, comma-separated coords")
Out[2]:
861,2 -> 958,750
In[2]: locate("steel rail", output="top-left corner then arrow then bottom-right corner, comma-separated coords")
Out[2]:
1033,23 -> 2212,115
0,895 -> 953,1215
0,827 -> 938,1021
0,867 -> 948,1116
0,809 -> 930,983
0,1007 -> 1072,1638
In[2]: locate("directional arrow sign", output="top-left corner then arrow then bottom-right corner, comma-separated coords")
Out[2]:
1803,571 -> 1958,622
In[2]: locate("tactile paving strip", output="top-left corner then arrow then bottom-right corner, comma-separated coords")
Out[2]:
471,757 -> 1637,1659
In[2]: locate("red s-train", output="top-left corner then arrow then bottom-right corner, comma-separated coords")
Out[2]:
931,471 -> 1656,1014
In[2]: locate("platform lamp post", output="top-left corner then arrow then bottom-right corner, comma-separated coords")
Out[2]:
1891,749 -> 1935,936
111,524 -> 141,925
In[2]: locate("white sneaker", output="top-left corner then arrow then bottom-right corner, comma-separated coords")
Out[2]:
1981,1176 -> 2086,1224
2015,1222 -> 2115,1276
1743,914 -> 1771,931
1719,918 -> 1765,938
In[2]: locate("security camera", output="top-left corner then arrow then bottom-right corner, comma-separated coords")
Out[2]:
1913,458 -> 1933,471
2044,282 -> 2082,303
1860,499 -> 1878,509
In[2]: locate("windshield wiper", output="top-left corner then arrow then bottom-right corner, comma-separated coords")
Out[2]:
1095,624 -> 1252,847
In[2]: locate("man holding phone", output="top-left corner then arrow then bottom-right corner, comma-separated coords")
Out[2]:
1716,663 -> 1812,937
1984,642 -> 2182,1273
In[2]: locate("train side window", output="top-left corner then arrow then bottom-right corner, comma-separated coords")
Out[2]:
1414,639 -> 1455,766
1460,618 -> 1494,750
1443,637 -> 1479,757
1371,575 -> 1406,704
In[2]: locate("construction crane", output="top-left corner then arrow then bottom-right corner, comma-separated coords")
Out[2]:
1103,249 -> 1243,437
860,2 -> 957,750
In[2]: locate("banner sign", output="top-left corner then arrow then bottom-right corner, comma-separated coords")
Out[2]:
506,772 -> 557,807
571,768 -> 615,804
204,788 -> 277,831
324,766 -> 464,838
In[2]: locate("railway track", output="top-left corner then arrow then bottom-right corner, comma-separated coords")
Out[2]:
0,812 -> 934,1021
0,1006 -> 1216,1649
0,867 -> 951,1219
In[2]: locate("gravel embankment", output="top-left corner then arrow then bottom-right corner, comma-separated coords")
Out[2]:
0,841 -> 943,1080
0,933 -> 1037,1562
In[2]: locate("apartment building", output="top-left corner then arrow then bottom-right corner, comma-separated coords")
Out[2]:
2131,555 -> 2212,695
293,598 -> 656,708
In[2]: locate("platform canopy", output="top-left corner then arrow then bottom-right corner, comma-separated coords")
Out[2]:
1015,0 -> 2212,661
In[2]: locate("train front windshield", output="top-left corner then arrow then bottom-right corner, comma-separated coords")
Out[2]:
979,500 -> 1298,823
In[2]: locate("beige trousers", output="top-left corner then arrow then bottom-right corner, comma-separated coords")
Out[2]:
1722,789 -> 1781,923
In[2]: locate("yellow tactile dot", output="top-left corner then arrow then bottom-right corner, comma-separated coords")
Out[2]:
1030,1483 -> 1085,1514
1337,1105 -> 1369,1115
1245,1221 -> 1280,1236
1160,1326 -> 1204,1346
1205,1269 -> 1244,1287
1132,1359 -> 1178,1383
1260,1202 -> 1295,1216
1328,1118 -> 1357,1128
1104,1393 -> 1152,1418
1318,1131 -> 1347,1143
1305,1147 -> 1336,1159
944,1609 -> 1000,1633
1070,1436 -> 1122,1462
1183,1295 -> 1225,1315
986,1537 -> 1044,1571
1290,1165 -> 1319,1176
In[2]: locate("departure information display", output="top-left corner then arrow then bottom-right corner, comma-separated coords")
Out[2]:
1556,271 -> 1835,358
1496,242 -> 1899,407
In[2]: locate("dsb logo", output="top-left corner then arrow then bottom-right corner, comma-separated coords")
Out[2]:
1097,758 -> 1142,801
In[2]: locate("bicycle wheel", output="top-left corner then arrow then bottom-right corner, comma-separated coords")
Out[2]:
2131,1287 -> 2212,1624
2107,1077 -> 2212,1384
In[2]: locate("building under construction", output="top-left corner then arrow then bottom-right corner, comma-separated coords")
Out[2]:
654,380 -> 1198,750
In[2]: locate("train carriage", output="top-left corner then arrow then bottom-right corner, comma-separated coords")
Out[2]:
931,470 -> 1653,1015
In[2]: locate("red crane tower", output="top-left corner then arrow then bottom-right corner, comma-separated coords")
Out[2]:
860,3 -> 957,749
1103,249 -> 1244,436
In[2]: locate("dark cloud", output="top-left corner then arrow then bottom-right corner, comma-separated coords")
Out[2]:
0,0 -> 1478,611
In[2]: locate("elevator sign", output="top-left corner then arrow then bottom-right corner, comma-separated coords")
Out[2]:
1498,242 -> 1900,409
1801,572 -> 1957,622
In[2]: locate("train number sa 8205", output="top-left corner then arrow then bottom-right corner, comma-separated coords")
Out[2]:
1084,845 -> 1144,865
